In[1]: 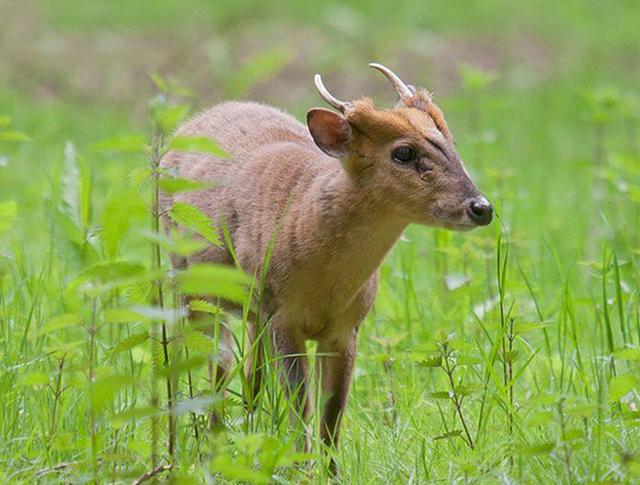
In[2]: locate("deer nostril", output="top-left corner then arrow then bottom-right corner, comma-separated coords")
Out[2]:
467,198 -> 493,226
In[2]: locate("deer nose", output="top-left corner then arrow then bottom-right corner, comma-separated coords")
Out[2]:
467,197 -> 493,226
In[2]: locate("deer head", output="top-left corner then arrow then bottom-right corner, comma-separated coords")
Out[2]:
307,63 -> 492,230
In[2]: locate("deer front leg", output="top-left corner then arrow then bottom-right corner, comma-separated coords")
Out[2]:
271,322 -> 313,448
318,329 -> 357,471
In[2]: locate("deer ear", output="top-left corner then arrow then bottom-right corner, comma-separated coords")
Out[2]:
306,108 -> 352,158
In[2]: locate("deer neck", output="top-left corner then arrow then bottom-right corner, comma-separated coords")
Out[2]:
298,168 -> 407,298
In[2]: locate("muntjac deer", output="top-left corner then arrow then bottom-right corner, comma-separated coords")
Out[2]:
160,63 -> 492,468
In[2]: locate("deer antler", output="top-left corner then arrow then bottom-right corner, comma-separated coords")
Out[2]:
368,62 -> 414,100
314,74 -> 352,113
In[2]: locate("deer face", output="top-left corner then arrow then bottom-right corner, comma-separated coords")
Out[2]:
307,64 -> 492,231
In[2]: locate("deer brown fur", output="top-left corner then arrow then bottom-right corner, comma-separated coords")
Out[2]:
160,63 -> 492,465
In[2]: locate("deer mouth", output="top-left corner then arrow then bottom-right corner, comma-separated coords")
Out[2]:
442,220 -> 478,231
430,205 -> 473,231
430,196 -> 492,231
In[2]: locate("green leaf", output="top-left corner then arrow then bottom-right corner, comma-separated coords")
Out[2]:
614,347 -> 640,361
515,322 -> 552,334
0,200 -> 17,234
128,166 -> 155,187
103,308 -> 149,324
92,374 -> 134,410
61,142 -> 81,228
371,333 -> 407,348
153,104 -> 190,134
110,405 -> 158,429
417,355 -> 442,367
57,142 -> 92,232
188,299 -> 221,315
101,190 -> 145,259
149,75 -> 192,97
434,330 -> 450,345
504,350 -> 519,363
23,371 -> 50,387
609,374 -> 638,401
455,384 -> 482,397
141,229 -> 208,258
78,155 -> 92,230
183,328 -> 214,354
49,203 -> 85,247
39,313 -> 83,335
150,73 -> 170,92
93,134 -> 147,153
0,130 -> 32,142
109,332 -> 149,356
212,454 -> 270,484
429,390 -> 452,400
433,429 -> 462,441
563,428 -> 584,442
364,352 -> 388,363
178,263 -> 250,304
567,402 -> 596,418
67,262 -> 150,297
78,261 -> 147,284
0,115 -> 11,129
171,236 -> 209,257
43,340 -> 84,360
456,354 -> 483,366
528,410 -> 554,426
157,356 -> 208,378
158,177 -> 213,194
169,136 -> 229,158
169,201 -> 221,246
517,442 -> 555,456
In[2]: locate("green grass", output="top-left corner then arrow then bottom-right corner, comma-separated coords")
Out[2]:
1,0 -> 639,482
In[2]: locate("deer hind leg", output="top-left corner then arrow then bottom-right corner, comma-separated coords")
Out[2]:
318,330 -> 357,473
184,296 -> 236,429
244,318 -> 267,411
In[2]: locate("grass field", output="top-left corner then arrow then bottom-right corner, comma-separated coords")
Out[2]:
1,0 -> 639,482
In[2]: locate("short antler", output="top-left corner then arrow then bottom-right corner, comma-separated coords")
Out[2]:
369,62 -> 415,100
314,74 -> 352,113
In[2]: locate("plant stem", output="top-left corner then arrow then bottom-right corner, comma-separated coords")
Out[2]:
149,132 -> 175,459
382,345 -> 398,427
88,297 -> 99,483
557,398 -> 574,484
441,343 -> 474,450
48,355 -> 65,445
507,317 -> 515,468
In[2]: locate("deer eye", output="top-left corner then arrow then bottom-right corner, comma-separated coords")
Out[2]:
392,146 -> 417,164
